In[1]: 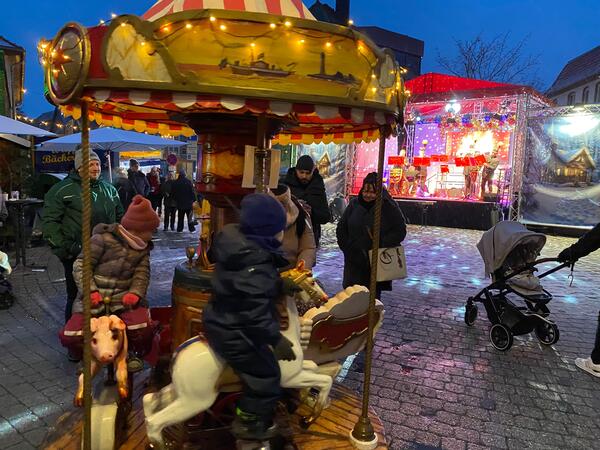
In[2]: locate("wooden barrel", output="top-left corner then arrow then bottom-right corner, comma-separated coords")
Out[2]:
171,262 -> 213,350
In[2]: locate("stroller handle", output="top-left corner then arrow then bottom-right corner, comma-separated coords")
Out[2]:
533,257 -> 561,264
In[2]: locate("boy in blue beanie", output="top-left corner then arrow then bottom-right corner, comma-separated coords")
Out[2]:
203,193 -> 297,440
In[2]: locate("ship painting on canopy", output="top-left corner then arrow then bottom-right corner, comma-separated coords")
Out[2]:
219,51 -> 296,78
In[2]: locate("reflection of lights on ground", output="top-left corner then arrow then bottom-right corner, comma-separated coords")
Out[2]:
562,295 -> 578,304
335,353 -> 357,383
460,266 -> 472,270
451,255 -> 458,259
452,306 -> 466,316
471,278 -> 482,286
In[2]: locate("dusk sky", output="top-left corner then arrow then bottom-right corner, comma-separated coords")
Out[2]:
1,0 -> 598,117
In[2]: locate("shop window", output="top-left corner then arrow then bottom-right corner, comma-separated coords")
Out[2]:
595,83 -> 600,103
582,87 -> 590,103
567,92 -> 576,105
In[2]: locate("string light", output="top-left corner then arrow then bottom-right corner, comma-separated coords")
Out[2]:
185,23 -> 192,29
325,42 -> 332,48
162,25 -> 171,32
111,13 -> 117,19
99,19 -> 105,25
250,42 -> 256,47
219,24 -> 227,31
269,23 -> 276,29
348,19 -> 354,25
121,22 -> 127,27
210,16 -> 216,22
22,88 -> 27,94
298,39 -> 305,44
284,20 -> 292,27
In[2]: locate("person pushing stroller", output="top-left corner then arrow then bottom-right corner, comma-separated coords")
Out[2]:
558,222 -> 600,377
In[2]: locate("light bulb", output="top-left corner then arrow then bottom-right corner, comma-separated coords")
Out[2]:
325,42 -> 332,48
186,23 -> 192,29
270,23 -> 276,29
298,39 -> 305,44
250,42 -> 256,47
210,16 -> 216,22
162,25 -> 170,32
120,22 -> 127,27
348,19 -> 354,25
284,20 -> 292,27
99,19 -> 105,25
220,24 -> 227,30
111,13 -> 117,18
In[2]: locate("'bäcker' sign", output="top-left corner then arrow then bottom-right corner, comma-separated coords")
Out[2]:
36,150 -> 109,174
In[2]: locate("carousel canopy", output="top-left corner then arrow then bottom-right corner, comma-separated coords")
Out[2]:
40,0 -> 405,144
143,0 -> 315,22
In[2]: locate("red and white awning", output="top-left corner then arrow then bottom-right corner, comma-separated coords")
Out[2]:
59,89 -> 394,143
143,0 -> 315,22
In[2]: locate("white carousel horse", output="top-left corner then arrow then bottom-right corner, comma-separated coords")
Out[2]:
143,265 -> 334,448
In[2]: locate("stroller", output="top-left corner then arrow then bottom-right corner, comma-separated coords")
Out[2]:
465,221 -> 569,351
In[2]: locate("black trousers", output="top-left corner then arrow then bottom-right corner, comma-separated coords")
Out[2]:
164,206 -> 176,230
591,311 -> 600,364
61,258 -> 78,323
177,209 -> 195,232
205,327 -> 281,420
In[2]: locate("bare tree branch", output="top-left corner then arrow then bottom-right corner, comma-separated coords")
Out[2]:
436,32 -> 543,90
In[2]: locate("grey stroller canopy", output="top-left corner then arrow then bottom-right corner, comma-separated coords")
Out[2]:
477,221 -> 546,278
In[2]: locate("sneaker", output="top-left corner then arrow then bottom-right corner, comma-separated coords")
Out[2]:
127,356 -> 144,373
231,409 -> 278,441
575,357 -> 600,378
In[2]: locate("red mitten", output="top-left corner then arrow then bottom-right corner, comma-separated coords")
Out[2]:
123,293 -> 140,307
90,291 -> 102,306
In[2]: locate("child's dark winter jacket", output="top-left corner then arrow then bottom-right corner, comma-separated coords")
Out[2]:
72,223 -> 151,315
203,224 -> 287,348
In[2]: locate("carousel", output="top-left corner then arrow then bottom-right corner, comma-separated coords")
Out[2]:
39,1 -> 407,449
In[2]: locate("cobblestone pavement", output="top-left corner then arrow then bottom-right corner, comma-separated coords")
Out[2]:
1,224 -> 600,449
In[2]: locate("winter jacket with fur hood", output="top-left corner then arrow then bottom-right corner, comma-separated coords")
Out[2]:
270,187 -> 316,269
72,223 -> 151,315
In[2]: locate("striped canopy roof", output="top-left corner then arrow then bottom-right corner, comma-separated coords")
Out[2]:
143,0 -> 315,21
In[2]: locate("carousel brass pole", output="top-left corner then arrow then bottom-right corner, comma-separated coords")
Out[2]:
255,115 -> 268,193
351,125 -> 389,448
80,102 -> 93,450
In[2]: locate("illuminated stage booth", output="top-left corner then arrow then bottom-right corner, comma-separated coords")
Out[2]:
352,73 -> 550,230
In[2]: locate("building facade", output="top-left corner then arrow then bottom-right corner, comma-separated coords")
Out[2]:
546,45 -> 600,106
0,36 -> 25,118
309,0 -> 424,80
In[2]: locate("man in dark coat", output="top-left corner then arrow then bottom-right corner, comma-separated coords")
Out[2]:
43,149 -> 124,330
171,170 -> 197,232
283,155 -> 331,246
558,223 -> 600,377
127,159 -> 150,198
203,194 -> 296,441
336,172 -> 407,299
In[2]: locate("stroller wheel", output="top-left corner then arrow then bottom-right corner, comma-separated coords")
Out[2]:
464,304 -> 478,326
489,324 -> 513,351
535,322 -> 560,346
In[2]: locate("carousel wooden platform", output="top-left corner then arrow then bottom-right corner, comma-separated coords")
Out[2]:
42,370 -> 388,449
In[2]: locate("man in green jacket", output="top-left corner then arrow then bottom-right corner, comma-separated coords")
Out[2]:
43,149 -> 124,330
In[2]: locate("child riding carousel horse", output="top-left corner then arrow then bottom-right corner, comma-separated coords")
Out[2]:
59,195 -> 159,371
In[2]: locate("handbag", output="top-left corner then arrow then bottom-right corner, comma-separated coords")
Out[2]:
369,246 -> 407,282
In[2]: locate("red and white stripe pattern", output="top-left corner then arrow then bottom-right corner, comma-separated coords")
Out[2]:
142,0 -> 315,22
85,89 -> 393,127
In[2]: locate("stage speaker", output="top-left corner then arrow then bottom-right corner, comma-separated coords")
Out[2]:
483,193 -> 499,203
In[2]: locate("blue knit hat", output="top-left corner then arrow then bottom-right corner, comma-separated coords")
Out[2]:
240,193 -> 286,238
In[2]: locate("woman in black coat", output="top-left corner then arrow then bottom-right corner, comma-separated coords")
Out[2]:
336,172 -> 407,298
